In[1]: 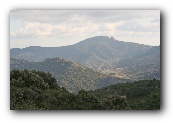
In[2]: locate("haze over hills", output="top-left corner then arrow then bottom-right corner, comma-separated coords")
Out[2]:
10,36 -> 151,63
10,36 -> 160,80
10,57 -> 127,93
110,45 -> 160,80
10,10 -> 160,110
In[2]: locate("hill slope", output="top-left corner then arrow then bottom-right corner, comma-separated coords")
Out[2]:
90,79 -> 160,110
10,36 -> 151,66
10,36 -> 160,80
10,69 -> 129,110
10,58 -> 127,93
10,69 -> 159,110
110,46 -> 160,80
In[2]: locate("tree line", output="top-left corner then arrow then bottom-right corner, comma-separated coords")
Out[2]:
10,69 -> 160,110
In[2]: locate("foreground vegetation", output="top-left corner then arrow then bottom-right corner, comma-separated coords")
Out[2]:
90,79 -> 160,110
10,69 -> 160,110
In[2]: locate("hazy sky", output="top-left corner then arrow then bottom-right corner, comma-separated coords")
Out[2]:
10,10 -> 160,48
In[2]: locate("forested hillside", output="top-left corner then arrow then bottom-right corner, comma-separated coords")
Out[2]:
10,69 -> 160,110
113,46 -> 160,80
10,58 -> 127,93
10,36 -> 160,80
10,36 -> 160,110
90,79 -> 160,110
10,36 -> 151,63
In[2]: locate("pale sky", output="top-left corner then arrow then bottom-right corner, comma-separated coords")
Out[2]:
10,10 -> 160,48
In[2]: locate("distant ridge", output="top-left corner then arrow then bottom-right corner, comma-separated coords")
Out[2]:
10,36 -> 151,63
10,36 -> 160,80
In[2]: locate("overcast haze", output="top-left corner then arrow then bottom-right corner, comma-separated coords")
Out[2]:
10,10 -> 160,48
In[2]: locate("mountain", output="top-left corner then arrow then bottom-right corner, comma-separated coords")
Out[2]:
10,36 -> 151,65
10,57 -> 127,93
109,45 -> 160,80
10,36 -> 160,80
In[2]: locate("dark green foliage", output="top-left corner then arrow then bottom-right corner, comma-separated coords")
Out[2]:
90,80 -> 160,110
11,69 -> 50,90
10,69 -> 58,109
128,89 -> 160,110
10,69 -> 128,110
73,90 -> 102,110
10,69 -> 160,110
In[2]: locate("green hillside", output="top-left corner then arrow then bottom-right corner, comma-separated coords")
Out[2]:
10,69 -> 127,110
10,58 -> 127,93
90,79 -> 160,110
10,69 -> 160,110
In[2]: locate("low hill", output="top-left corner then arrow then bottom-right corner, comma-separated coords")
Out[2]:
11,69 -> 159,110
90,79 -> 160,110
10,69 -> 129,110
10,58 -> 128,93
